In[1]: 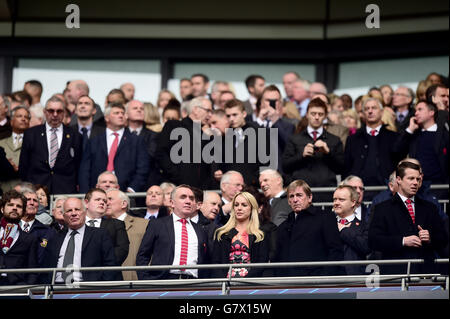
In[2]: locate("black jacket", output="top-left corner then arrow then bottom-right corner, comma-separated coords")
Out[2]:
282,128 -> 344,186
339,217 -> 371,275
210,228 -> 270,278
99,217 -> 129,266
274,207 -> 345,276
369,193 -> 448,274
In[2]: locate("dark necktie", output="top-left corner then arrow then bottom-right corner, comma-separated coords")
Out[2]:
87,220 -> 97,227
23,222 -> 30,232
62,230 -> 78,281
149,215 -> 156,220
81,127 -> 88,150
398,114 -> 405,122
312,131 -> 318,141
131,130 -> 138,135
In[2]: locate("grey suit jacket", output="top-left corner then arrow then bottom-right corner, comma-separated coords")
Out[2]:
270,191 -> 291,226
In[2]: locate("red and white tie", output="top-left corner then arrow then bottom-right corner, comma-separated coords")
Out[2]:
107,132 -> 119,172
339,218 -> 348,225
405,198 -> 415,224
179,218 -> 188,270
370,129 -> 377,136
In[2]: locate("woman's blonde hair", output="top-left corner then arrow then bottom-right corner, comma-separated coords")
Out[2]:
214,192 -> 264,243
342,108 -> 361,129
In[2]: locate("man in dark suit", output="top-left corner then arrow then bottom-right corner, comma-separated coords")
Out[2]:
344,97 -> 406,188
136,185 -> 209,280
84,188 -> 129,266
42,197 -> 117,284
392,86 -> 415,132
369,161 -> 448,274
69,95 -> 105,151
259,169 -> 290,226
156,97 -> 214,189
341,175 -> 369,224
19,96 -> 82,194
126,99 -> 162,187
0,190 -> 39,285
399,100 -> 448,184
132,185 -> 169,220
283,98 -> 344,192
274,179 -> 344,277
333,185 -> 370,275
243,74 -> 265,116
78,102 -> 150,193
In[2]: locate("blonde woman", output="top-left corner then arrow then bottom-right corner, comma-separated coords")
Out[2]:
211,192 -> 269,278
143,102 -> 163,132
342,108 -> 361,136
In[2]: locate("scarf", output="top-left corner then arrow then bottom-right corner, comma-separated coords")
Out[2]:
0,217 -> 20,254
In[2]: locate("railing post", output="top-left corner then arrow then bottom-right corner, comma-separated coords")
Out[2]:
446,276 -> 449,291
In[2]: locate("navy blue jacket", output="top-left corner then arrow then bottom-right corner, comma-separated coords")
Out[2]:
79,128 -> 150,193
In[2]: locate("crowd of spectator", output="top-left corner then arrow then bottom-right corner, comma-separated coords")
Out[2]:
0,70 -> 448,285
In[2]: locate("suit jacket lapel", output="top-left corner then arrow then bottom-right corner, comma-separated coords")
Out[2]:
165,216 -> 175,255
116,128 -> 129,157
41,125 -> 49,159
124,214 -> 133,231
82,226 -> 93,252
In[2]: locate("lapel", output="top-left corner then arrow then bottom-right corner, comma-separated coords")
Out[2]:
164,216 -> 175,254
81,226 -> 94,252
116,128 -> 130,157
100,131 -> 108,157
5,136 -> 16,152
124,214 -> 133,231
413,197 -> 426,228
393,193 -> 415,227
57,125 -> 70,161
40,125 -> 50,159
191,221 -> 205,257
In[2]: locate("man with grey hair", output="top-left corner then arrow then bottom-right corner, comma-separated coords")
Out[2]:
392,86 -> 415,132
65,80 -> 104,124
156,96 -> 214,188
259,169 -> 290,226
309,82 -> 328,96
214,170 -> 244,226
340,175 -> 368,224
0,106 -> 30,191
79,102 -> 150,193
50,195 -> 67,232
344,97 -> 406,193
290,79 -> 311,117
106,188 -> 149,281
20,186 -> 56,265
19,96 -> 82,194
210,81 -> 230,109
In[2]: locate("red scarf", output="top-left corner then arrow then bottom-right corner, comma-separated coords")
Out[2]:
1,218 -> 19,253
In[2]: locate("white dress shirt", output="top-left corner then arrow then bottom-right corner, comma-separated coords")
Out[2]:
56,225 -> 86,283
366,124 -> 382,136
20,219 -> 35,231
171,214 -> 199,278
12,132 -> 23,148
117,212 -> 127,221
106,127 -> 124,155
307,125 -> 324,140
46,122 -> 63,163
337,213 -> 356,224
354,206 -> 362,221
85,216 -> 102,228
144,211 -> 159,220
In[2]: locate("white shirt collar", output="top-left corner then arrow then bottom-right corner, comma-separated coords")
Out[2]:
366,124 -> 382,136
191,214 -> 199,223
397,192 -> 414,204
20,219 -> 35,230
307,125 -> 323,138
172,213 -> 192,224
106,127 -> 125,137
336,213 -> 356,223
422,123 -> 438,132
0,118 -> 7,126
117,212 -> 127,221
45,122 -> 63,132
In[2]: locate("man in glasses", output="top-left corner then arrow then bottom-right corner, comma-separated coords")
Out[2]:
19,96 -> 82,194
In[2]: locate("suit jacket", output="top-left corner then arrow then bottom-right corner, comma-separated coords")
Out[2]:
274,207 -> 345,276
156,117 -> 214,189
136,215 -> 209,280
395,108 -> 415,132
139,127 -> 163,187
70,121 -> 105,141
282,129 -> 344,186
121,213 -> 149,281
269,192 -> 291,227
28,219 -> 56,266
0,119 -> 11,140
344,125 -> 407,185
397,124 -> 449,183
131,206 -> 169,220
0,137 -> 21,192
368,193 -> 448,274
339,216 -> 371,275
99,217 -> 129,265
19,124 -> 82,194
42,226 -> 118,283
210,228 -> 270,278
0,229 -> 39,285
78,127 -> 150,193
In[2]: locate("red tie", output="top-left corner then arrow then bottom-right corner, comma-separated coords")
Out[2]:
179,218 -> 188,270
107,132 -> 119,172
312,131 -> 318,141
405,199 -> 415,224
370,129 -> 377,136
339,218 -> 348,225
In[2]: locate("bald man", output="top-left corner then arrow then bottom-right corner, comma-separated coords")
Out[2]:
66,80 -> 104,124
120,83 -> 135,102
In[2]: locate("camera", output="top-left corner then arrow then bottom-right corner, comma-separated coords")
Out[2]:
268,99 -> 277,108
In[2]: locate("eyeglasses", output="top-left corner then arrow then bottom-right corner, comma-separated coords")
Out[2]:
198,106 -> 212,113
45,108 -> 64,115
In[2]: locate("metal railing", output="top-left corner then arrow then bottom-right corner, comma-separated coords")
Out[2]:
48,184 -> 449,213
0,259 -> 448,299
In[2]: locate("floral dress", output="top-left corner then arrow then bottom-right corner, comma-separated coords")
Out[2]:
228,231 -> 250,278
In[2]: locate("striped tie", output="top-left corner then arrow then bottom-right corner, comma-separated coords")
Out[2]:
49,128 -> 59,168
179,218 -> 188,271
405,199 -> 415,224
